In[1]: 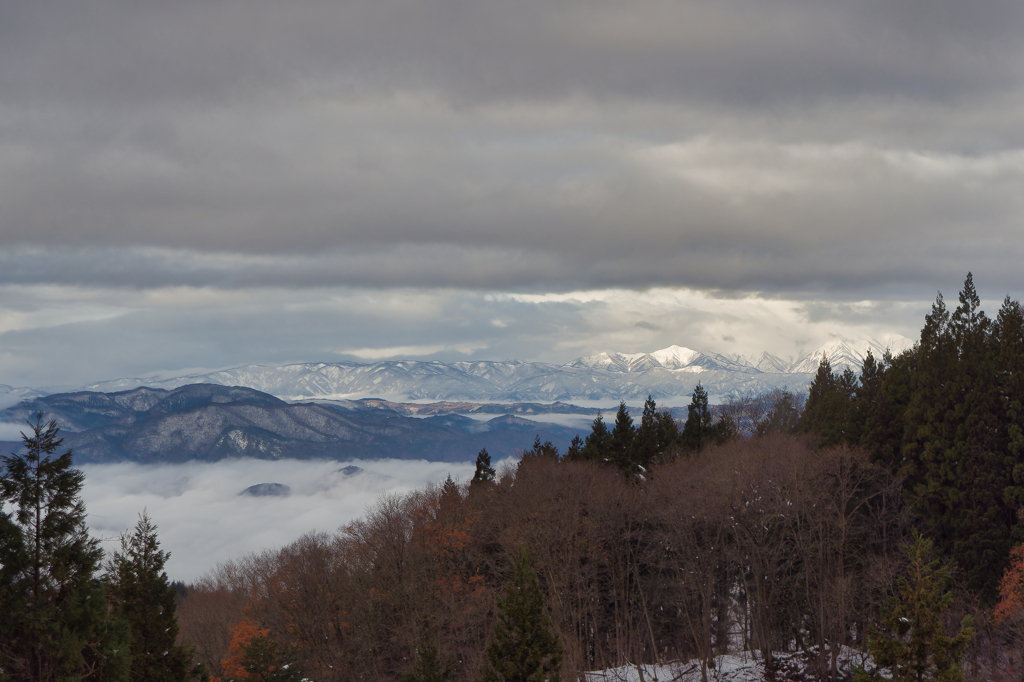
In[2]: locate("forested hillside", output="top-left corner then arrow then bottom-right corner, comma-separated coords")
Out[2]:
4,274 -> 1024,682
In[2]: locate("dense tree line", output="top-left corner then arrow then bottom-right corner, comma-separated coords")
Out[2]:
795,274 -> 1024,601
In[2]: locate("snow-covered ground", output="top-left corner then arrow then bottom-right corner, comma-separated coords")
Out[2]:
584,647 -> 878,682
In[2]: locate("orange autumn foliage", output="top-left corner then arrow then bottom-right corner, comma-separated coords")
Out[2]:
216,618 -> 272,682
995,544 -> 1024,624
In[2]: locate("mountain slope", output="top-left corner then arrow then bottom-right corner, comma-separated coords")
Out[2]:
0,385 -> 581,464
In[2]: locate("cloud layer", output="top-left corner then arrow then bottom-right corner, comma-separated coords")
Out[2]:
3,0 -> 1023,293
1,0 -> 1022,385
80,458 -> 486,582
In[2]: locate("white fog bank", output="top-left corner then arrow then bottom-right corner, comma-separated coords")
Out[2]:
79,458 -> 491,582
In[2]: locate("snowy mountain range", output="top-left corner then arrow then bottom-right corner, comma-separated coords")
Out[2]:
75,335 -> 914,405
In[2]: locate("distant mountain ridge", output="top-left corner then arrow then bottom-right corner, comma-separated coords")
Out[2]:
76,335 -> 913,404
0,335 -> 915,464
0,384 -> 581,464
571,335 -> 913,376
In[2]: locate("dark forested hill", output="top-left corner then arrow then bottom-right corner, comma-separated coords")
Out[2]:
0,384 -> 581,463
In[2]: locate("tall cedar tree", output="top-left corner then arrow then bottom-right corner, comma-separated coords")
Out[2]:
854,350 -> 902,468
481,546 -> 563,682
107,511 -> 207,682
656,410 -> 680,456
631,396 -> 660,471
609,402 -> 635,472
563,435 -> 584,462
580,415 -> 611,462
857,533 -> 974,682
0,413 -> 130,682
997,297 -> 1024,513
871,348 -> 916,469
524,436 -> 559,461
471,449 -> 496,487
680,383 -> 713,452
852,350 -> 882,449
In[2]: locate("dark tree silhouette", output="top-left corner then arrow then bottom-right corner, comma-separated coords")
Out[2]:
472,449 -> 496,487
107,510 -> 208,681
0,413 -> 130,682
481,546 -> 563,682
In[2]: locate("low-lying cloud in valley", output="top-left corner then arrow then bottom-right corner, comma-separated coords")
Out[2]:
0,423 -> 29,441
80,458 -> 491,582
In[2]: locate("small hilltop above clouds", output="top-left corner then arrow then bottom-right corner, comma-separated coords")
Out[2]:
71,334 -> 914,406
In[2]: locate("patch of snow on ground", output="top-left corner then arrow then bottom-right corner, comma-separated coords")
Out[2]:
584,647 -> 880,682
584,654 -> 763,682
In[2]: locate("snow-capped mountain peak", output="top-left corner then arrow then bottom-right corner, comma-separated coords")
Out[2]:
754,352 -> 790,373
565,345 -> 759,377
649,345 -> 703,368
69,335 -> 916,406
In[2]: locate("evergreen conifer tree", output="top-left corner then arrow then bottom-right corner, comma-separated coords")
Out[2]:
871,349 -> 915,471
580,415 -> 611,461
856,533 -> 974,682
481,546 -> 563,682
799,355 -> 855,447
655,410 -> 680,458
680,383 -> 713,452
609,402 -> 635,471
854,350 -> 889,462
901,274 -> 1017,597
471,449 -> 496,487
563,435 -> 584,462
523,436 -> 559,461
997,297 -> 1024,514
902,290 -> 957,503
0,413 -> 130,682
107,511 -> 207,682
631,396 -> 660,470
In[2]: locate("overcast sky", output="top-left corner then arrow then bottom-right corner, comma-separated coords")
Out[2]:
2,0 -> 1023,388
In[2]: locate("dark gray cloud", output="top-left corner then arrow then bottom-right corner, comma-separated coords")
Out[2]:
0,0 -> 1022,298
3,0 -> 1021,107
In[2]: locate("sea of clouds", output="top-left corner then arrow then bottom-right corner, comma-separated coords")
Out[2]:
79,458 -> 500,582
0,422 -> 31,441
